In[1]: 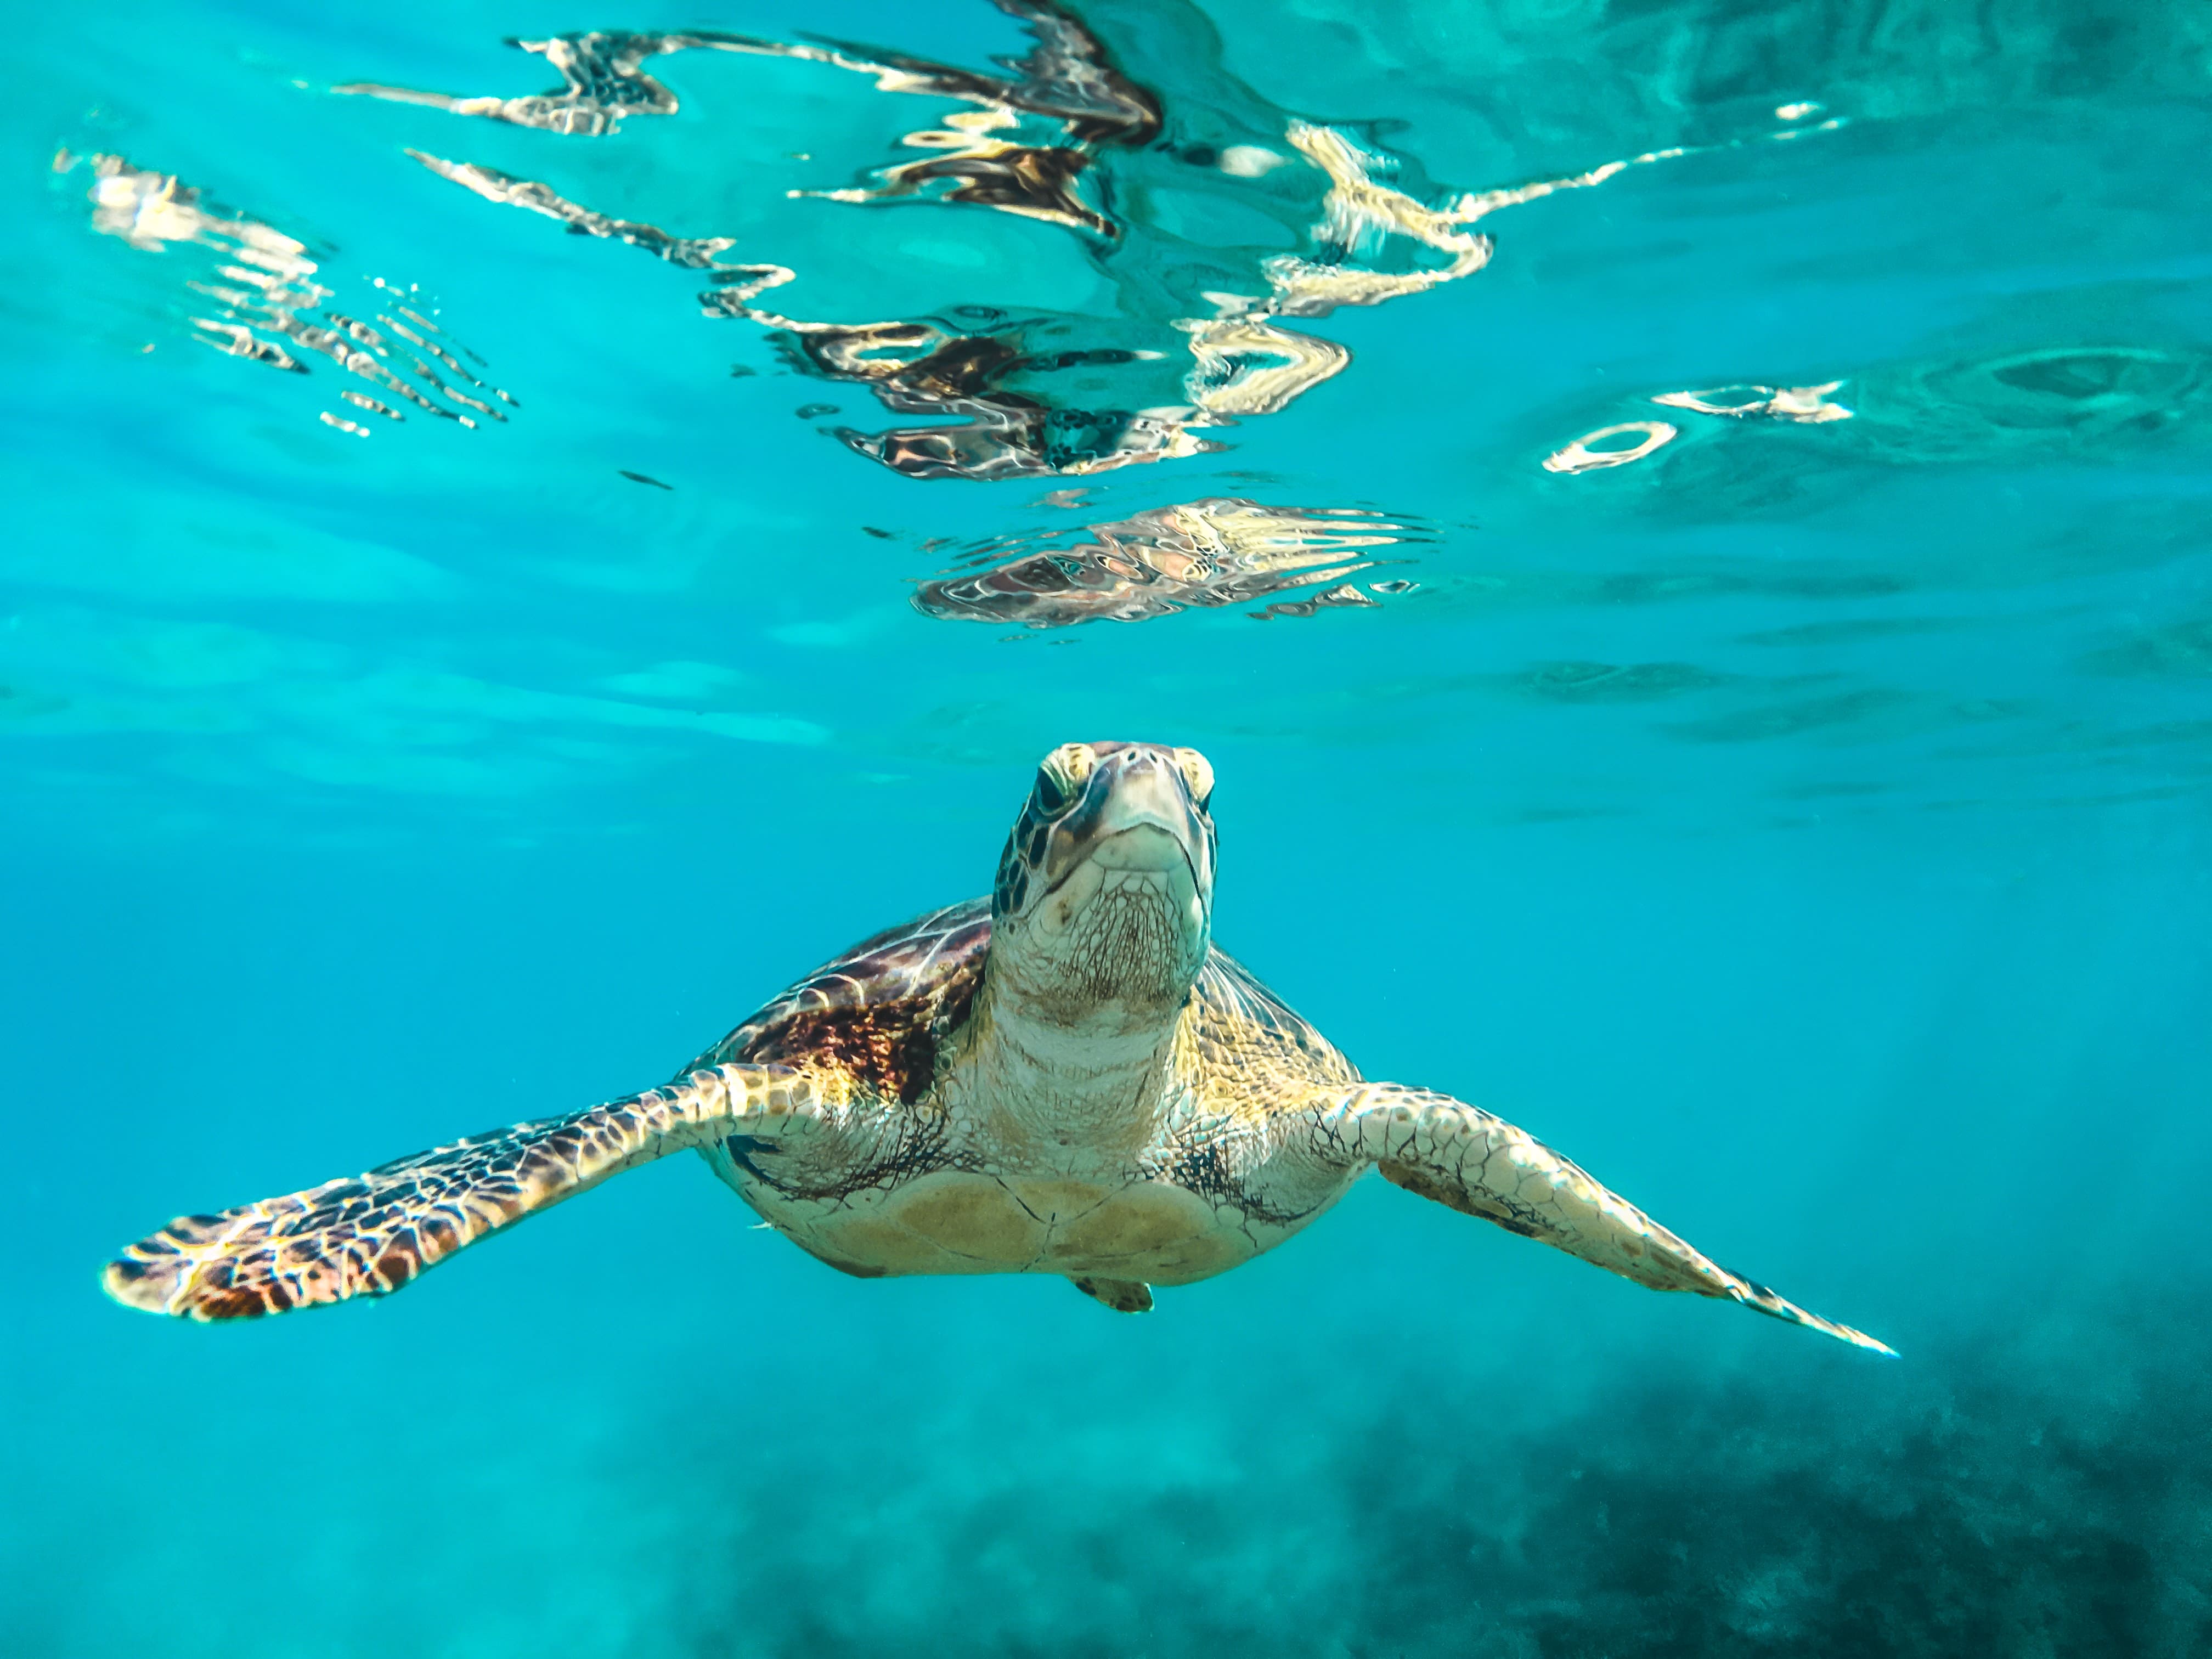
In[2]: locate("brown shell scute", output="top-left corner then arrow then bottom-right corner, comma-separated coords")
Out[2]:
686,899 -> 992,1106
738,1005 -> 966,1105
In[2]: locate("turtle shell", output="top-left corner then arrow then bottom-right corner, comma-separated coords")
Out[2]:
682,895 -> 1358,1115
681,899 -> 992,1105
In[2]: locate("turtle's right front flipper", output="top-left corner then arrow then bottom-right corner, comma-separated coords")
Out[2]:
1310,1083 -> 1894,1355
103,1064 -> 824,1321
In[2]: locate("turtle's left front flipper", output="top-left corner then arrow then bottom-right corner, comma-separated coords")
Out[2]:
1312,1084 -> 1893,1354
103,1064 -> 823,1321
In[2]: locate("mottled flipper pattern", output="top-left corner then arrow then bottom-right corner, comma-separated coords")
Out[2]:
1318,1085 -> 1893,1353
104,1064 -> 823,1321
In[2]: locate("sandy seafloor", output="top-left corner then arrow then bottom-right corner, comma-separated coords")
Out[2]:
5,0 -> 2210,1654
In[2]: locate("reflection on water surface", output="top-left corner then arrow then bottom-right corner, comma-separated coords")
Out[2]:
59,150 -> 514,435
914,497 -> 1421,625
322,0 -> 1700,478
10,1 -> 2212,1656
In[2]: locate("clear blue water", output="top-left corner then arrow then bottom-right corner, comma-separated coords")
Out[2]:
7,0 -> 2211,1651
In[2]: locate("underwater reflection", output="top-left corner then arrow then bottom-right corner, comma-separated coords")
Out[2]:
1543,421 -> 1678,474
354,0 -> 1682,479
1654,382 -> 1853,423
1545,336 -> 2211,516
58,150 -> 514,436
1545,383 -> 1853,475
1874,344 -> 2209,455
912,497 -> 1421,625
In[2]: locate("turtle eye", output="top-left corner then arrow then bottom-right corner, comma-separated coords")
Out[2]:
1173,747 -> 1215,809
1032,742 -> 1093,814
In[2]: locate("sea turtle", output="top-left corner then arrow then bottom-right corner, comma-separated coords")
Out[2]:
103,741 -> 1891,1352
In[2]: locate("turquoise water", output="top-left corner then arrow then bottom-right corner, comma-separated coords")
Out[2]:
7,0 -> 2212,1651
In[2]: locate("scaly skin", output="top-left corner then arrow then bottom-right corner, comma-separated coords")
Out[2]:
101,741 -> 1891,1353
103,1065 -> 824,1320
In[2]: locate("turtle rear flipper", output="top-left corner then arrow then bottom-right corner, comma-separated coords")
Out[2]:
103,1064 -> 822,1321
1314,1084 -> 1895,1355
1070,1274 -> 1153,1312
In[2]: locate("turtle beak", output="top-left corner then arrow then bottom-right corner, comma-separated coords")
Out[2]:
1047,747 -> 1208,896
1087,762 -> 1200,876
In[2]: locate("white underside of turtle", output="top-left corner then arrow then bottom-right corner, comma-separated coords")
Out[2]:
102,741 -> 1893,1354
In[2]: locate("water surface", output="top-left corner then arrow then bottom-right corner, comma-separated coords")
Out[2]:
5,1 -> 2210,1653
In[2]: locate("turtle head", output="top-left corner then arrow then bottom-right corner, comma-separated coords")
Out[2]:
989,740 -> 1217,1029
